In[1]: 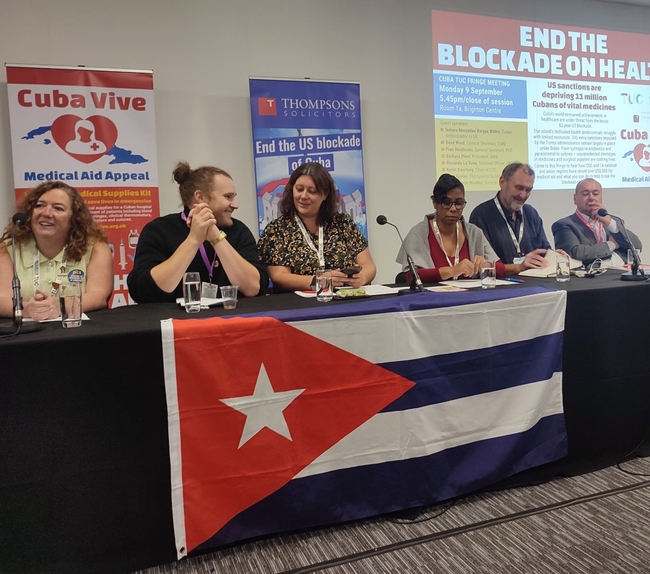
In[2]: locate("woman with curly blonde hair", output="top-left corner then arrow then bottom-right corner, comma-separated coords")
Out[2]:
0,181 -> 113,320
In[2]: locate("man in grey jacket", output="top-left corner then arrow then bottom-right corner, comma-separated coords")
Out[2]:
552,178 -> 642,266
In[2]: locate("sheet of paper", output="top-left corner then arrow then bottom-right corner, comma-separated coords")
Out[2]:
426,285 -> 468,292
439,279 -> 514,288
357,285 -> 401,295
39,313 -> 90,323
175,297 -> 224,307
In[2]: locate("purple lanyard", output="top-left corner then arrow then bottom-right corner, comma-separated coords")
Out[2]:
181,212 -> 217,282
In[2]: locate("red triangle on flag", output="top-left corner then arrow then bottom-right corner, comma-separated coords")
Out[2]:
169,315 -> 414,552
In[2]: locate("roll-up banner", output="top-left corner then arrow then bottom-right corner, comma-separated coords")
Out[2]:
249,78 -> 368,238
5,64 -> 159,308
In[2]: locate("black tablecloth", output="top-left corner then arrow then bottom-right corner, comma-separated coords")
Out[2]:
1,272 -> 649,574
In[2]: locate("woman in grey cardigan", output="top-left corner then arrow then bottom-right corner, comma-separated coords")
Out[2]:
397,174 -> 506,282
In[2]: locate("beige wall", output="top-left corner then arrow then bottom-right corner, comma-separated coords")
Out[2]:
1,0 -> 649,283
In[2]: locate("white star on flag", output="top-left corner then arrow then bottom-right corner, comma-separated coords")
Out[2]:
220,363 -> 305,448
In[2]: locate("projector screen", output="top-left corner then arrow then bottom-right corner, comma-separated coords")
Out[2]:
432,10 -> 650,190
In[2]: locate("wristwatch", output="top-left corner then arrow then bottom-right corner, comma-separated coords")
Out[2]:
310,275 -> 318,290
210,230 -> 227,247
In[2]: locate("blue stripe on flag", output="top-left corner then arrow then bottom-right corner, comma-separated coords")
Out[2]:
196,414 -> 567,551
381,332 -> 563,411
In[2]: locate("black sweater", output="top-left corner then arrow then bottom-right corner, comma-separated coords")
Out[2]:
127,212 -> 268,303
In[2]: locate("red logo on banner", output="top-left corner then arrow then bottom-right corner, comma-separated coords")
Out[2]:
633,143 -> 650,172
258,97 -> 277,115
51,114 -> 118,163
169,315 -> 414,552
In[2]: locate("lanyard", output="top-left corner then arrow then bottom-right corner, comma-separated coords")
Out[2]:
431,218 -> 460,273
181,212 -> 218,282
493,195 -> 525,257
574,210 -> 606,243
295,215 -> 325,268
34,244 -> 67,296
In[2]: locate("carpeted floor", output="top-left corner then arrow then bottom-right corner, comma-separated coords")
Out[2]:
135,458 -> 650,574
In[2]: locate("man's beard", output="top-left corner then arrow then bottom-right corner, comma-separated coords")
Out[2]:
508,200 -> 524,212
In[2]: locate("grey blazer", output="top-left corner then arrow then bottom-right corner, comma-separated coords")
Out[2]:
552,213 -> 642,265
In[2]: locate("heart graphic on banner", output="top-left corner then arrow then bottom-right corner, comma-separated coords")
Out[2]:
633,143 -> 650,173
51,115 -> 118,164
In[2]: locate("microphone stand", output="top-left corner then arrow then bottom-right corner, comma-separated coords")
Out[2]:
376,215 -> 424,294
402,251 -> 425,294
596,208 -> 645,282
0,217 -> 42,337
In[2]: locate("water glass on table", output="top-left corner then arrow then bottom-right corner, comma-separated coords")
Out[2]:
220,285 -> 238,310
627,249 -> 641,267
183,272 -> 201,313
59,283 -> 82,328
315,269 -> 333,302
556,254 -> 570,282
480,264 -> 496,289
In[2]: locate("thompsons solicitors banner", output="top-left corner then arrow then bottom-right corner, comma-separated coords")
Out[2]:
5,64 -> 160,308
249,78 -> 368,238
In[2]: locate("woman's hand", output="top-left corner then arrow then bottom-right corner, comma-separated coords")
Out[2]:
24,289 -> 60,321
471,256 -> 488,276
331,270 -> 354,289
451,259 -> 475,278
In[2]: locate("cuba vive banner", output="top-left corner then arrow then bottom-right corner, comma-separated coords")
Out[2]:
5,64 -> 160,308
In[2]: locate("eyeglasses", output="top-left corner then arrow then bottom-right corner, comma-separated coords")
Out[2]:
436,199 -> 467,209
574,259 -> 607,277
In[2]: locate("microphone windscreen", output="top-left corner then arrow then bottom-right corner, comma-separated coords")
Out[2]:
376,215 -> 388,225
12,213 -> 27,226
597,208 -> 608,217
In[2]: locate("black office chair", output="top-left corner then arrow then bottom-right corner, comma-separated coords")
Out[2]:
395,271 -> 407,284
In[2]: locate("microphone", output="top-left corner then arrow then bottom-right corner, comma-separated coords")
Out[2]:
376,215 -> 424,293
12,213 -> 27,226
0,213 -> 42,337
598,209 -> 645,281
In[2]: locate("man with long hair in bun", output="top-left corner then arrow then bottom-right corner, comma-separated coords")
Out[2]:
128,162 -> 268,302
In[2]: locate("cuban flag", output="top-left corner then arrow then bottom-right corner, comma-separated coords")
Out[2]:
161,287 -> 567,558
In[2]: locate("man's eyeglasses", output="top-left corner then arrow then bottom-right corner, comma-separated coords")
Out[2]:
437,199 -> 467,209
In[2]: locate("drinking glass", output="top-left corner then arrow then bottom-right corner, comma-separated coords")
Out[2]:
220,285 -> 238,310
59,283 -> 82,328
627,248 -> 641,267
480,265 -> 496,289
556,254 -> 570,282
316,269 -> 333,302
183,272 -> 201,313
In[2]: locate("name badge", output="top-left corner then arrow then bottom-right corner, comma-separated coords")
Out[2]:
513,256 -> 525,264
201,282 -> 218,299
